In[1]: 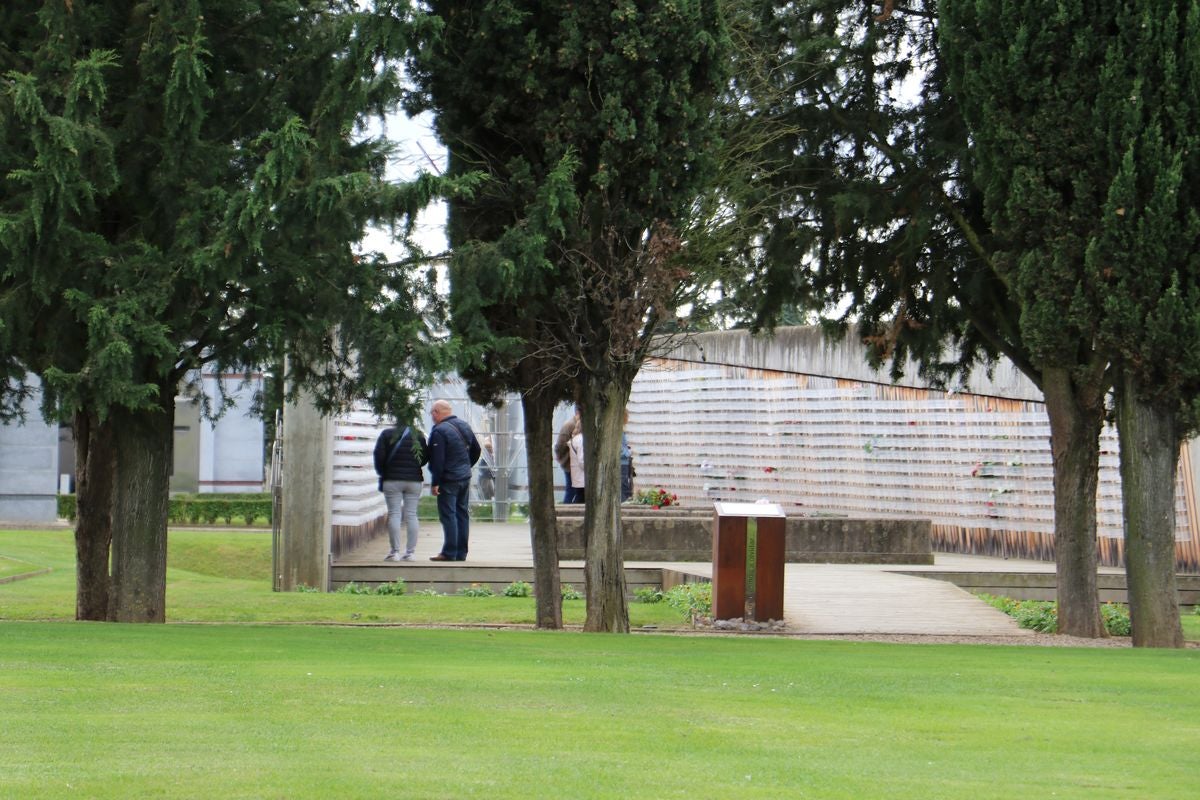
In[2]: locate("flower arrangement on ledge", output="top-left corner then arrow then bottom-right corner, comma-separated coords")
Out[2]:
635,487 -> 679,509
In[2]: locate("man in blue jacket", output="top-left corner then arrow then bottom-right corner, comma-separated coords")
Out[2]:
427,399 -> 482,561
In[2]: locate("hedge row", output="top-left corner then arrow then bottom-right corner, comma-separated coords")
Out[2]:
56,492 -> 522,525
58,493 -> 272,527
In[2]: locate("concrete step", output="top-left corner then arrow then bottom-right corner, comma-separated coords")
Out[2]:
329,561 -> 663,596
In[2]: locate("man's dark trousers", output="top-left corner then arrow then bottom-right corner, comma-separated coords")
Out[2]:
437,479 -> 471,560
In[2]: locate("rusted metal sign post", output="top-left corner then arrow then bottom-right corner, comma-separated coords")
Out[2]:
712,502 -> 786,621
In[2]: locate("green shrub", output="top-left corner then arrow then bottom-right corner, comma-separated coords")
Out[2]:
634,587 -> 664,604
169,495 -> 272,526
374,580 -> 408,596
979,594 -> 1134,637
57,494 -> 77,521
458,583 -> 496,597
1101,603 -> 1132,636
561,584 -> 583,601
663,582 -> 712,621
61,492 -> 272,526
294,584 -> 321,593
414,588 -> 441,596
1012,601 -> 1058,633
335,580 -> 407,596
503,580 -> 532,598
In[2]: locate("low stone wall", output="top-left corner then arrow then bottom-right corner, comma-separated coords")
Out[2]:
555,507 -> 933,564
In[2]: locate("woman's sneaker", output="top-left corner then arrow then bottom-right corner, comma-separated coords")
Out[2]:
401,551 -> 415,561
384,551 -> 401,562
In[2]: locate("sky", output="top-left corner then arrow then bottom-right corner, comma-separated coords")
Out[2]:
358,110 -> 449,261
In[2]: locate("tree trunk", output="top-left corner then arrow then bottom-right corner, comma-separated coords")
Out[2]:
581,375 -> 631,633
107,393 -> 175,622
73,408 -> 115,621
1041,367 -> 1107,638
1116,373 -> 1184,648
521,390 -> 563,629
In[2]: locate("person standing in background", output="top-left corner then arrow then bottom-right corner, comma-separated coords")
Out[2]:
620,409 -> 634,503
554,406 -> 583,503
373,419 -> 428,561
567,417 -> 585,504
427,399 -> 481,561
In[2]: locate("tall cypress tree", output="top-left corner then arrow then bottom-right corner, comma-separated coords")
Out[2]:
0,1 -> 447,621
1089,1 -> 1199,647
738,1 -> 1110,636
942,0 -> 1198,647
409,1 -> 730,631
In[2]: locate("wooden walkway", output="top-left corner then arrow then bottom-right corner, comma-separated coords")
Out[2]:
334,520 -> 1076,637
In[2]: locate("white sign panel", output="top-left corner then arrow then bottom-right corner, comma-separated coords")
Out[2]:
712,501 -> 785,518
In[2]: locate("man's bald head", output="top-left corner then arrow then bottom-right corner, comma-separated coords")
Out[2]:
431,399 -> 452,423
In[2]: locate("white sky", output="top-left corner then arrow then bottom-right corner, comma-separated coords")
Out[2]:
358,110 -> 449,261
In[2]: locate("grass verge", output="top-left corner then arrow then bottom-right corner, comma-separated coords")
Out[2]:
0,529 -> 683,627
0,554 -> 41,580
2,622 -> 1199,799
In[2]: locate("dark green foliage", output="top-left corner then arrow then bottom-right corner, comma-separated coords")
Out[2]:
734,1 -> 1023,384
940,0 -> 1111,372
0,0 -> 462,424
407,1 -> 731,633
739,1 -> 1116,638
941,0 -> 1194,647
939,0 -> 1199,410
407,0 -> 732,390
1,1 -> 457,620
1088,2 -> 1200,426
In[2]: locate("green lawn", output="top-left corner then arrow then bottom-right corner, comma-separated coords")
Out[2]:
0,554 -> 41,580
1,621 -> 1198,799
3,529 -> 1200,797
0,529 -> 683,627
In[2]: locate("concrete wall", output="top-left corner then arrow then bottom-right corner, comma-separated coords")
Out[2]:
661,326 -> 1044,402
556,510 -> 933,565
634,326 -> 1200,571
196,372 -> 264,493
0,385 -> 59,523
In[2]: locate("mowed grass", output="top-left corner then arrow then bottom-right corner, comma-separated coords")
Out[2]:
2,622 -> 1199,799
3,529 -> 1200,797
0,529 -> 684,627
0,554 -> 42,580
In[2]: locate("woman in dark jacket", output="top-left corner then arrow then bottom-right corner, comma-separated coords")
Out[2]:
373,422 -> 429,561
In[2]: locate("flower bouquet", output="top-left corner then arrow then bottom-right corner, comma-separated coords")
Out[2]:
635,486 -> 679,509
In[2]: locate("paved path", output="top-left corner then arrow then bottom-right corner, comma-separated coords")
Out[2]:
349,520 -> 1050,637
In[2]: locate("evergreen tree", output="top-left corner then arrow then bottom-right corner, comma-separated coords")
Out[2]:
0,1 -> 450,621
1087,1 -> 1198,647
739,1 -> 1109,636
942,0 -> 1199,647
409,0 -> 731,631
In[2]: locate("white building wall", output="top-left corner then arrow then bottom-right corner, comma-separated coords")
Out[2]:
196,372 -> 265,494
0,382 -> 59,523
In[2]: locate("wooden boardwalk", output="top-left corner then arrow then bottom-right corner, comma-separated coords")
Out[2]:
334,520 -> 1068,637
